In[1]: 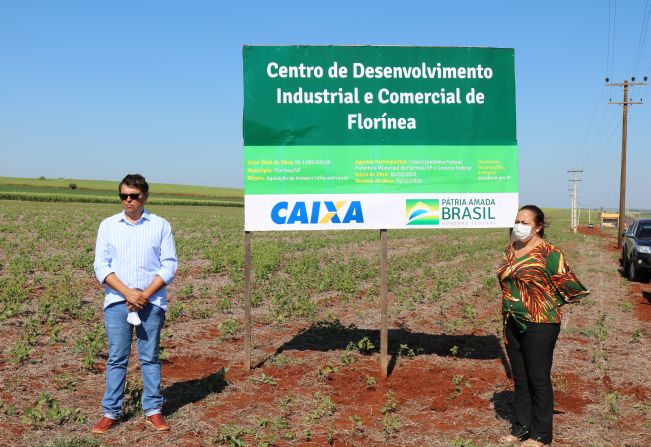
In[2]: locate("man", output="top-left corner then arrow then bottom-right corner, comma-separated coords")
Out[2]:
92,174 -> 177,433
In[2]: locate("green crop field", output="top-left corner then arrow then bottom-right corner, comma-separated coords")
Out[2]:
0,200 -> 648,447
0,176 -> 243,198
0,176 -> 244,206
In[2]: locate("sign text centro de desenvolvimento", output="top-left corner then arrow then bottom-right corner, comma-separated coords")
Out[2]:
243,45 -> 518,231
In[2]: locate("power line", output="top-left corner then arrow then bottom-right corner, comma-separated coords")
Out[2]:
633,0 -> 651,76
585,107 -> 622,175
607,0 -> 613,77
609,0 -> 618,77
572,85 -> 606,168
579,104 -> 621,172
644,58 -> 651,78
574,114 -> 619,208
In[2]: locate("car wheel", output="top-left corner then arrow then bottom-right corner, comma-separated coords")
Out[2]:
628,258 -> 638,282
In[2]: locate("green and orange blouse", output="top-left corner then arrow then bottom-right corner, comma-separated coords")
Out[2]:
497,239 -> 589,329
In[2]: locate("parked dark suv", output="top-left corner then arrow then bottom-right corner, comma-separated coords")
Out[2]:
622,218 -> 651,282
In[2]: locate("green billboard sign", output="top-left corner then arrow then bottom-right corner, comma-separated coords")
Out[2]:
243,46 -> 518,231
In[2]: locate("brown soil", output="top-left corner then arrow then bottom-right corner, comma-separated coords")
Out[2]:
577,225 -> 620,251
628,282 -> 651,323
1,222 -> 650,447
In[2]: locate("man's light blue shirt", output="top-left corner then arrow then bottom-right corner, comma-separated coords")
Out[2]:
94,209 -> 177,310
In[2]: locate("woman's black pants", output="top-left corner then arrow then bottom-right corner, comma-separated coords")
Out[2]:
505,317 -> 560,444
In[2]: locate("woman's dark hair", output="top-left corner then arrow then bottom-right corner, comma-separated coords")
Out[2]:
119,174 -> 149,194
519,204 -> 545,238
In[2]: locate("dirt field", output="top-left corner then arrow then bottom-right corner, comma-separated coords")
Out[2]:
0,202 -> 649,447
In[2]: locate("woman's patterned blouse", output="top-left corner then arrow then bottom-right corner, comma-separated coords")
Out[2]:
497,239 -> 589,328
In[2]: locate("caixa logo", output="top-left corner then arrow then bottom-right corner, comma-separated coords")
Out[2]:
271,201 -> 364,224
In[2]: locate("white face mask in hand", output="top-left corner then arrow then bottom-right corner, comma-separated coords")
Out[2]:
127,311 -> 141,326
511,223 -> 534,242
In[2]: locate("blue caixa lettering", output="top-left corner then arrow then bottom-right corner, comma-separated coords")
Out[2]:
271,201 -> 364,224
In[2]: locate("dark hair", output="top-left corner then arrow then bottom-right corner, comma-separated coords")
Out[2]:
519,204 -> 545,238
119,174 -> 149,195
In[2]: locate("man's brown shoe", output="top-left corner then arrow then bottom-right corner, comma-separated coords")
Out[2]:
145,413 -> 170,431
91,416 -> 118,434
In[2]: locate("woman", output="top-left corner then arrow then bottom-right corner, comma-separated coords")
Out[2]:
497,205 -> 589,446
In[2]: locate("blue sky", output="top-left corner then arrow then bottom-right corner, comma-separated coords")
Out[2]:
1,1 -> 650,210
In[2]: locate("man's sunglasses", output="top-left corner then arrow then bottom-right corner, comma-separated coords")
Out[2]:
119,193 -> 142,201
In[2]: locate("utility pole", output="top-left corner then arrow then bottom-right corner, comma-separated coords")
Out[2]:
568,170 -> 582,233
607,77 -> 646,248
568,190 -> 574,229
